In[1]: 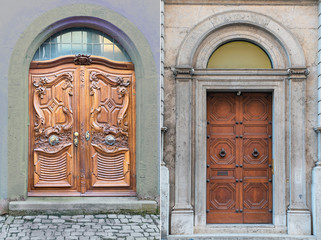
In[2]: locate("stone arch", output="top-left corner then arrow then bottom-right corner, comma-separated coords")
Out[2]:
7,4 -> 158,200
176,10 -> 306,69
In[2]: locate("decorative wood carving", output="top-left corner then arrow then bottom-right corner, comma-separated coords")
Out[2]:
74,54 -> 92,65
89,71 -> 130,138
32,72 -> 74,137
29,57 -> 136,196
34,146 -> 73,187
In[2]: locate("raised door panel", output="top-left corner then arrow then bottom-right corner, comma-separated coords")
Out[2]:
241,93 -> 272,223
206,92 -> 272,224
29,67 -> 77,191
206,93 -> 241,223
87,68 -> 135,191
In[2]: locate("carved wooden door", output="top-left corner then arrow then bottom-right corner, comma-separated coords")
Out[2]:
28,56 -> 136,196
206,92 -> 272,223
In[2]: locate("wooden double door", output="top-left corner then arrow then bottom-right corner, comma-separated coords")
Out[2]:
28,56 -> 136,196
206,92 -> 272,224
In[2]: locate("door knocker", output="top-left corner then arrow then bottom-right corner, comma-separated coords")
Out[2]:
219,148 -> 226,158
252,148 -> 259,158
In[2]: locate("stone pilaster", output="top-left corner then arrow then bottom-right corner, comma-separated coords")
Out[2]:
312,2 -> 321,239
287,69 -> 311,235
170,68 -> 194,235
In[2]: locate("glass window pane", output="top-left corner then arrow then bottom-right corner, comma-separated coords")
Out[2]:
51,44 -> 59,59
104,36 -> 113,44
207,41 -> 272,69
32,27 -> 131,62
71,31 -> 82,44
92,44 -> 102,56
61,32 -> 71,43
85,44 -> 93,55
39,44 -> 50,60
71,44 -> 82,55
61,43 -> 71,56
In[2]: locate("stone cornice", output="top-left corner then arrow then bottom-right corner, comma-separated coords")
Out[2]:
171,67 -> 309,79
165,0 -> 317,5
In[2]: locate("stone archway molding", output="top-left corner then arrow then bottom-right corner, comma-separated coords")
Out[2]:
176,10 -> 306,68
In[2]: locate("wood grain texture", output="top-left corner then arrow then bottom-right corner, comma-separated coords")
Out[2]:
28,56 -> 136,196
206,92 -> 272,224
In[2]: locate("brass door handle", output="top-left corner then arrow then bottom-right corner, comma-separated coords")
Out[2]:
74,132 -> 79,147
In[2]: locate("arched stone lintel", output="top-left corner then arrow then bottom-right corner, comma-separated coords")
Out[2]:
177,10 -> 306,69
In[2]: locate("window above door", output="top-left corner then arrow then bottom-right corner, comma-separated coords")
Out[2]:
207,41 -> 272,69
33,27 -> 131,62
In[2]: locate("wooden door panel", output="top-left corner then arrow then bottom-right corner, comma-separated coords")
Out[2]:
34,145 -> 73,187
29,57 -> 136,196
91,146 -> 130,187
88,69 -> 134,190
29,68 -> 76,192
208,94 -> 236,122
242,95 -> 269,122
207,92 -> 272,224
208,138 -> 236,165
243,138 -> 269,165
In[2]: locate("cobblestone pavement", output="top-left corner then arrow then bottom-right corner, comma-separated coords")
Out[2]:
0,214 -> 160,240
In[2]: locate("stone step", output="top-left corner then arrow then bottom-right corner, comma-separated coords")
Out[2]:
167,234 -> 316,240
9,197 -> 157,215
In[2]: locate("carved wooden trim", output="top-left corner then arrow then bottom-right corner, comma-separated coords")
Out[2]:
32,72 -> 74,136
30,55 -> 134,70
89,71 -> 130,136
74,54 -> 92,65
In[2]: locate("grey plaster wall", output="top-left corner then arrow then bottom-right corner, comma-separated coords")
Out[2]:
163,1 -> 318,211
0,0 -> 160,213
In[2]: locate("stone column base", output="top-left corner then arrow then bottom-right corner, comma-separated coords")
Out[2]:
161,165 -> 169,238
312,166 -> 321,239
171,209 -> 194,235
287,209 -> 311,235
0,199 -> 8,215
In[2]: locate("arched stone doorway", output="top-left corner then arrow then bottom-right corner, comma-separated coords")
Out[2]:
6,4 -> 159,213
171,10 -> 310,235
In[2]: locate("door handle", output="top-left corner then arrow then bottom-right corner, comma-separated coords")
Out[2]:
74,132 -> 79,147
85,131 -> 90,141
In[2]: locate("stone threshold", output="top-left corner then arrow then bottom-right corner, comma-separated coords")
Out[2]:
9,197 -> 158,215
194,224 -> 286,234
167,234 -> 316,240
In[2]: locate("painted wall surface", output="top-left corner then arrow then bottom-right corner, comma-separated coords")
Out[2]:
163,0 -> 318,213
0,0 -> 160,213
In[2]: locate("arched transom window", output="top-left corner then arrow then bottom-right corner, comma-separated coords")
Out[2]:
33,27 -> 131,62
207,41 -> 272,69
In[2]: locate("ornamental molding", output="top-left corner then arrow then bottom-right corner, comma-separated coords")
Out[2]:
74,54 -> 92,65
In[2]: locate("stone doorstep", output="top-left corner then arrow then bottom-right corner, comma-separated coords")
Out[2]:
167,234 -> 316,240
8,197 -> 158,215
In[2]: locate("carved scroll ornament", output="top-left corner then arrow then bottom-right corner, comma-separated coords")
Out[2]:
89,71 -> 130,132
89,71 -> 131,152
33,72 -> 74,151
